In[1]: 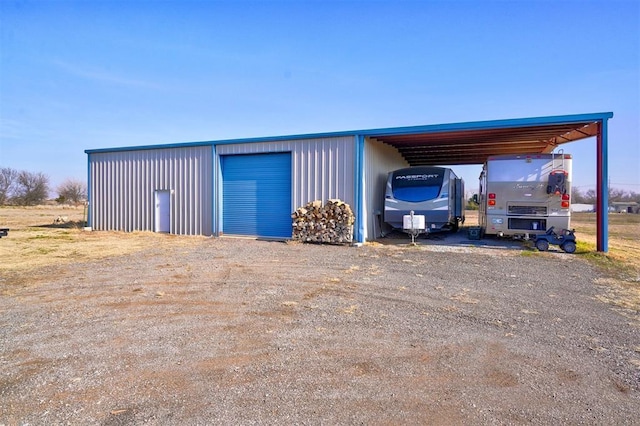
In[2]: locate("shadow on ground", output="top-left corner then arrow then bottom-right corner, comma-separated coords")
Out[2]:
375,226 -> 532,251
35,220 -> 86,229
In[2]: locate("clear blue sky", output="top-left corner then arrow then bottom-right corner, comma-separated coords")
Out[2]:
1,0 -> 638,195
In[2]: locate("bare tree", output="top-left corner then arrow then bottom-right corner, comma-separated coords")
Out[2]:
56,179 -> 87,205
574,187 -> 639,205
0,167 -> 18,205
14,171 -> 50,206
571,187 -> 587,204
609,187 -> 627,203
583,189 -> 597,204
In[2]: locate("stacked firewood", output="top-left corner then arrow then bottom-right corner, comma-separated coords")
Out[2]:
291,199 -> 354,244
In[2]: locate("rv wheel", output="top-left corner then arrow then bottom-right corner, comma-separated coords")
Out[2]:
561,241 -> 577,254
535,239 -> 549,252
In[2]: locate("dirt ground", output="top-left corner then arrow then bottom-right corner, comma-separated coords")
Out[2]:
1,207 -> 639,424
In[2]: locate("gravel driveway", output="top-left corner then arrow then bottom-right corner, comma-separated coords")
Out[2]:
1,237 -> 639,425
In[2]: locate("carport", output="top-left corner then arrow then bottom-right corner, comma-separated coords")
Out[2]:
355,112 -> 613,252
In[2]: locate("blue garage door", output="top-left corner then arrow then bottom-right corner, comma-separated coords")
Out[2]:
222,152 -> 292,238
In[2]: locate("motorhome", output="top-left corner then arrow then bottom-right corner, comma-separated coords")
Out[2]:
384,166 -> 465,234
478,153 -> 572,238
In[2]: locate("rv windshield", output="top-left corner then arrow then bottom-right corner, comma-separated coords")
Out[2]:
392,170 -> 444,202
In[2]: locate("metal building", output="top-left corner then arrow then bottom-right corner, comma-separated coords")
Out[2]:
86,112 -> 613,251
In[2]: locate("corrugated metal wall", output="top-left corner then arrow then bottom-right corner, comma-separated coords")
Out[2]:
89,146 -> 213,235
216,136 -> 355,234
89,136 -> 357,237
363,137 -> 408,240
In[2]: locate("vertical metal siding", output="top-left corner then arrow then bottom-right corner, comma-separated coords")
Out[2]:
89,146 -> 213,235
215,137 -> 355,234
363,137 -> 409,240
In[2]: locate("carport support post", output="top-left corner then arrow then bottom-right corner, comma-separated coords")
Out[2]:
596,119 -> 609,252
212,144 -> 218,236
354,134 -> 366,244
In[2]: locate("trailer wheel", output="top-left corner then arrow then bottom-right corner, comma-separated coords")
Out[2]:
535,239 -> 549,251
561,241 -> 576,254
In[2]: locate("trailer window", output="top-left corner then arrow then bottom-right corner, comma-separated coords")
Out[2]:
392,171 -> 444,202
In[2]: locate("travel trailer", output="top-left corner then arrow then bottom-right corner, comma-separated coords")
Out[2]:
384,166 -> 465,235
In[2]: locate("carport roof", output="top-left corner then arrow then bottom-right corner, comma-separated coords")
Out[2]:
360,112 -> 613,166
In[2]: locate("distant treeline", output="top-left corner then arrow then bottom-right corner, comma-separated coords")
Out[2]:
0,166 -> 86,206
572,187 -> 640,204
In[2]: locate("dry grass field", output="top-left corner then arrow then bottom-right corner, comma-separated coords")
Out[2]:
570,211 -> 640,314
0,206 -> 204,281
1,206 -> 639,309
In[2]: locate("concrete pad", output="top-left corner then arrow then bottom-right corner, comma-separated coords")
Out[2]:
374,226 -> 529,251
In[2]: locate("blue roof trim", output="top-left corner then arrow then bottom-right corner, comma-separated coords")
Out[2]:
84,112 -> 614,154
359,112 -> 614,136
85,140 -> 215,154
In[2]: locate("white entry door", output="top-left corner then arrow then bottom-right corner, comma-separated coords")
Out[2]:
154,190 -> 171,233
